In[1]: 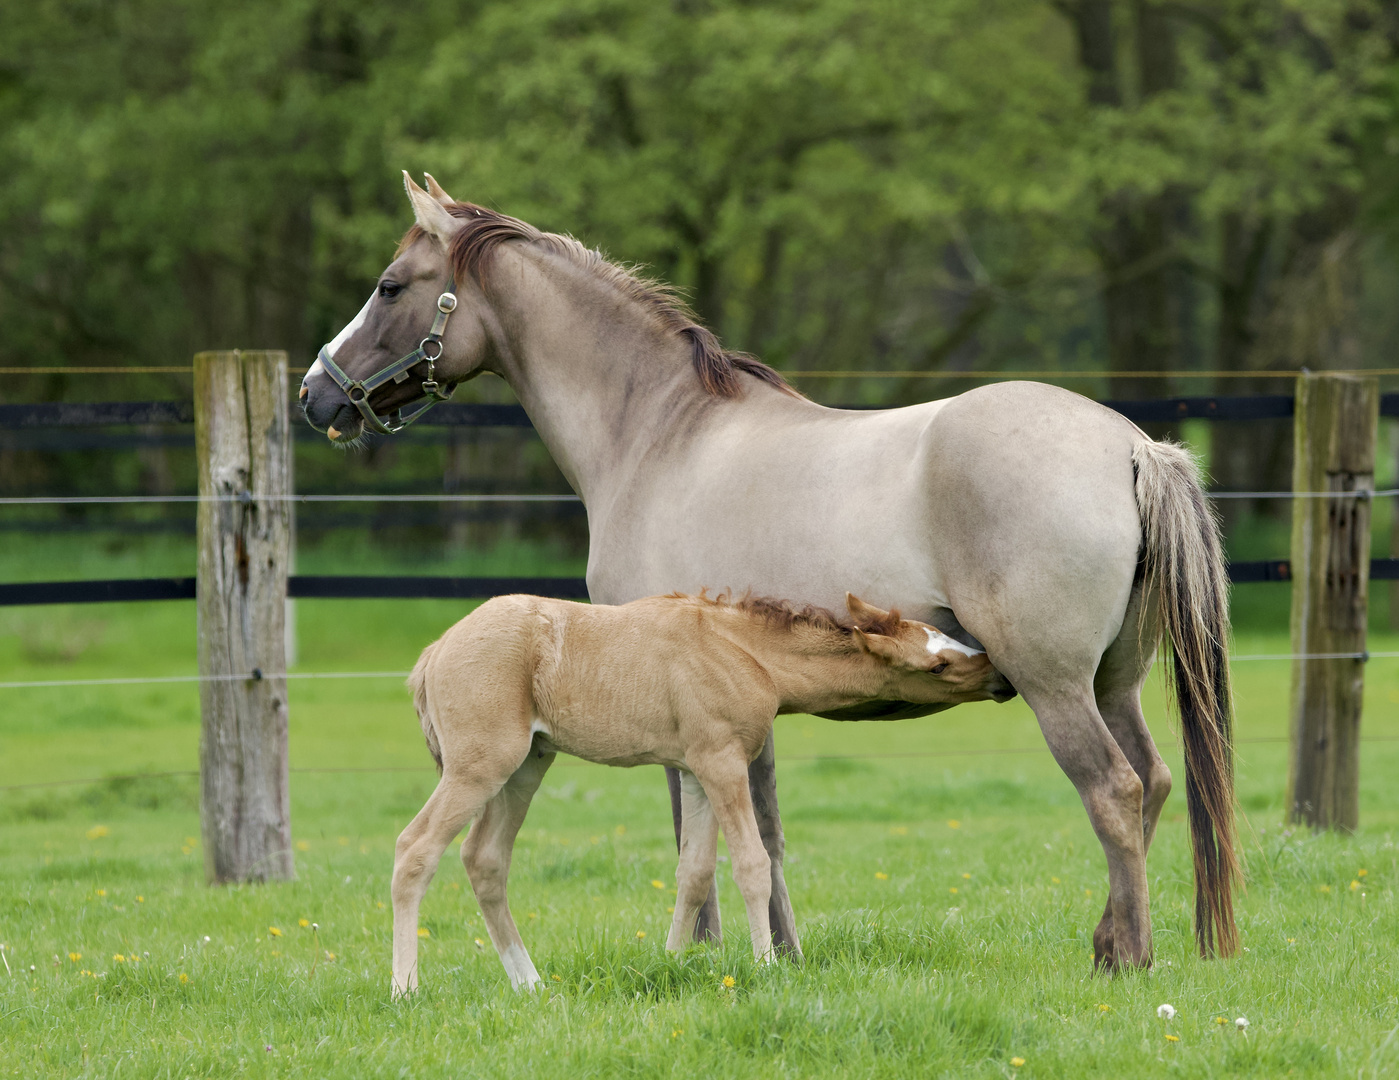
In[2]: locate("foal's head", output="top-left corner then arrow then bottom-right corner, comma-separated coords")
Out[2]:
845,594 -> 1016,704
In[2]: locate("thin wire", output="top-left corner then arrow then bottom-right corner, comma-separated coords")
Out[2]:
0,493 -> 579,506
0,367 -> 193,375
1209,489 -> 1399,500
783,368 -> 1399,379
10,735 -> 1399,792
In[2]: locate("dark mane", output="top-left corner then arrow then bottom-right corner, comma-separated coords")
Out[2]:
670,590 -> 903,638
397,204 -> 800,400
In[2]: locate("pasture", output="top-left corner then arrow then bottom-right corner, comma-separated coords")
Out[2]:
2,539 -> 1398,1078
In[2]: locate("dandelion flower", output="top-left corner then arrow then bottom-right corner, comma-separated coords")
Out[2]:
178,972 -> 189,984
268,926 -> 282,937
68,952 -> 81,963
949,887 -> 958,894
376,901 -> 386,910
875,872 -> 889,881
1216,1016 -> 1227,1025
295,840 -> 310,852
1319,884 -> 1331,894
1235,1017 -> 1249,1031
667,906 -> 675,914
947,820 -> 961,829
551,974 -> 561,982
891,826 -> 908,836
1010,1058 -> 1025,1068
1084,889 -> 1093,898
417,928 -> 430,938
650,879 -> 665,889
614,825 -> 626,836
1097,1004 -> 1111,1013
86,825 -> 110,840
1358,868 -> 1368,877
113,954 -> 125,963
672,1029 -> 683,1039
325,951 -> 336,961
1157,1004 -> 1176,1020
299,919 -> 309,927
636,931 -> 646,939
96,889 -> 106,898
1051,876 -> 1061,884
184,837 -> 197,846
962,873 -> 971,879
1350,880 -> 1360,891
722,975 -> 736,988
1165,1034 -> 1180,1043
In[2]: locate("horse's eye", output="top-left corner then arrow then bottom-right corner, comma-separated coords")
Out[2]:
931,662 -> 948,675
378,281 -> 402,299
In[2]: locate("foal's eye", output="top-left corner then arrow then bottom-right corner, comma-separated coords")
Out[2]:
931,662 -> 948,675
378,280 -> 402,299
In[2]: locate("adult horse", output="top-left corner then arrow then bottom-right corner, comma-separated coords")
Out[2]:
301,173 -> 1238,970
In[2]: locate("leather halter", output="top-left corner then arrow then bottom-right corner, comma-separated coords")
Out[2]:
316,276 -> 459,435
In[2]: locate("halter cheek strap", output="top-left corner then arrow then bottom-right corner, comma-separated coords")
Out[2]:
316,276 -> 460,435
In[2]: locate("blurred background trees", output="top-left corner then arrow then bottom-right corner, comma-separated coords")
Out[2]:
3,0 -> 1399,561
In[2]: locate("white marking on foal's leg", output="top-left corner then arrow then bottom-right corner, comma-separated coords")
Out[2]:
924,627 -> 983,658
500,942 -> 541,991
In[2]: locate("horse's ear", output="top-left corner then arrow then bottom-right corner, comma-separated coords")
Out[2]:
852,626 -> 904,666
423,173 -> 455,208
403,171 -> 462,245
846,593 -> 892,627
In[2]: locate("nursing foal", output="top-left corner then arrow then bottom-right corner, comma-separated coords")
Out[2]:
391,592 -> 1011,996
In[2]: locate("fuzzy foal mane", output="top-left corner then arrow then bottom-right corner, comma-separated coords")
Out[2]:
397,203 -> 799,400
673,590 -> 904,638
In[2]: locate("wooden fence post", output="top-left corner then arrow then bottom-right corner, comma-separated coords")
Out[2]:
1287,371 -> 1378,831
195,350 -> 295,883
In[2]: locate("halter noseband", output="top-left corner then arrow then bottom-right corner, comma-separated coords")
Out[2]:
316,276 -> 460,435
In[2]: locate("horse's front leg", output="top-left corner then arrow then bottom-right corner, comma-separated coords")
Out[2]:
747,731 -> 802,959
667,766 -> 721,943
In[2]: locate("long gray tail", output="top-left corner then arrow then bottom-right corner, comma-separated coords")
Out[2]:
408,639 -> 444,773
1133,440 -> 1239,958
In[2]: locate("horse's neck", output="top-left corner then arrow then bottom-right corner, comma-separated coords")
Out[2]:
484,247 -> 716,503
722,617 -> 890,712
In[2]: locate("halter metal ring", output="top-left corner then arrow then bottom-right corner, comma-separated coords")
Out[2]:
420,338 -> 443,361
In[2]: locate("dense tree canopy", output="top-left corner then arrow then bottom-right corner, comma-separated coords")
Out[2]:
2,0 -> 1398,410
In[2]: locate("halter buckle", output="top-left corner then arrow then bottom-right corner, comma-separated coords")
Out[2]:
437,292 -> 458,313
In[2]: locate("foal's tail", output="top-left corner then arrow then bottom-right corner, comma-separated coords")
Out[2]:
1133,440 -> 1239,958
409,639 -> 444,773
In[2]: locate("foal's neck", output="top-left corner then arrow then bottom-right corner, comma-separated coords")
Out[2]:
722,614 -> 895,715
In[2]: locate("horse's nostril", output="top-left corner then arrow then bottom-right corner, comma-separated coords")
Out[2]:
299,385 -> 308,400
327,426 -> 341,441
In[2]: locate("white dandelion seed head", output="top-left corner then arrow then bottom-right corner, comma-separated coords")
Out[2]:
312,923 -> 319,932
1235,1017 -> 1249,1030
1157,1004 -> 1176,1020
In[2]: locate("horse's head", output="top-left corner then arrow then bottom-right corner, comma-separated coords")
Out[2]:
845,593 -> 1016,704
302,173 -> 495,445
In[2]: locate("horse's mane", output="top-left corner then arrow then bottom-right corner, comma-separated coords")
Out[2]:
669,590 -> 904,638
397,203 -> 800,400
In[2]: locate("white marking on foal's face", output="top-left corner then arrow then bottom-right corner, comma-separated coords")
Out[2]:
925,627 -> 983,659
305,291 -> 375,382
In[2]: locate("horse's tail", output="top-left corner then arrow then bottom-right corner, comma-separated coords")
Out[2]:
1133,439 -> 1239,958
409,639 -> 444,774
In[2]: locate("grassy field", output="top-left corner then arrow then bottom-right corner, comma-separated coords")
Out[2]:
2,538 -> 1399,1077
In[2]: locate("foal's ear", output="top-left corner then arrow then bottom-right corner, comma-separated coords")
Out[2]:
423,173 -> 455,208
851,626 -> 906,666
846,593 -> 893,627
403,171 -> 463,246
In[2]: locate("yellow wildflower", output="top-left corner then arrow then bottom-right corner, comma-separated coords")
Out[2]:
299,919 -> 310,928
417,928 -> 430,938
96,889 -> 106,898
651,880 -> 666,889
178,973 -> 189,985
268,926 -> 282,937
113,954 -> 125,963
614,825 -> 626,836
1097,1004 -> 1111,1013
1358,868 -> 1368,877
962,873 -> 971,879
1085,889 -> 1094,898
68,952 -> 81,963
1350,880 -> 1360,891
949,887 -> 958,894
636,931 -> 646,939
551,974 -> 561,982
1051,876 -> 1061,884
295,840 -> 310,852
86,825 -> 110,840
1319,884 -> 1331,894
947,820 -> 961,829
672,1029 -> 683,1039
875,872 -> 889,881
722,975 -> 736,988
1165,1034 -> 1180,1043
136,896 -> 144,904
1011,1057 -> 1025,1068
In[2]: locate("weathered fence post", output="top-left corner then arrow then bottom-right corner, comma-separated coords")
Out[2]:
1287,371 -> 1378,831
195,350 -> 295,883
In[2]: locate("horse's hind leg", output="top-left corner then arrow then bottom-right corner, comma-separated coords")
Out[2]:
391,775 -> 499,997
461,749 -> 555,991
1020,683 -> 1153,971
748,732 -> 802,959
666,770 -> 720,951
1091,586 -> 1172,970
667,767 -> 722,944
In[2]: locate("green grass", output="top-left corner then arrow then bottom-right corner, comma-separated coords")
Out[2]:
3,543 -> 1399,1077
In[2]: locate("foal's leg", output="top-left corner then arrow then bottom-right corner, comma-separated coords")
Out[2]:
461,749 -> 555,991
667,767 -> 721,944
747,732 -> 802,959
691,752 -> 774,962
1021,684 -> 1153,971
1090,589 -> 1171,969
391,774 -> 499,997
666,770 -> 720,951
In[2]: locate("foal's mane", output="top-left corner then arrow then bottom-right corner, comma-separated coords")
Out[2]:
398,204 -> 800,400
673,590 -> 904,638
